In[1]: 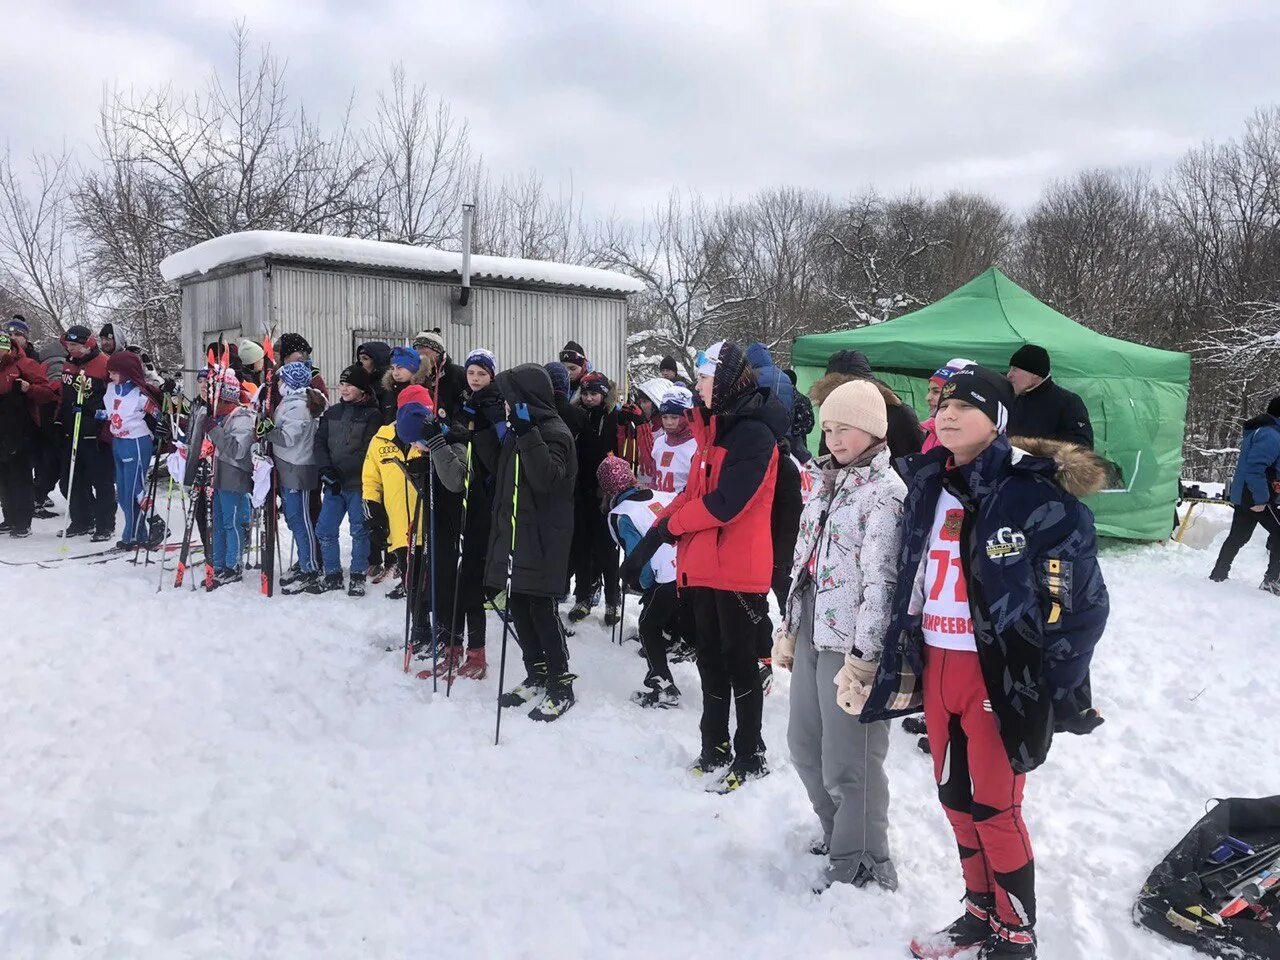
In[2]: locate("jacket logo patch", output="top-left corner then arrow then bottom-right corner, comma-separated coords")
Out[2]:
941,509 -> 963,542
985,526 -> 1027,561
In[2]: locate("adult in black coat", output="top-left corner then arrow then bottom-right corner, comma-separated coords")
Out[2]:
812,352 -> 923,461
1006,344 -> 1094,448
473,363 -> 579,718
356,340 -> 392,415
568,371 -> 621,619
413,330 -> 468,421
544,361 -> 586,439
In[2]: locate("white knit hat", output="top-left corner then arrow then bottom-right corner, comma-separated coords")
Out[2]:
819,380 -> 887,438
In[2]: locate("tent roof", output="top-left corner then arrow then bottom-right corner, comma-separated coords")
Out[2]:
792,267 -> 1189,383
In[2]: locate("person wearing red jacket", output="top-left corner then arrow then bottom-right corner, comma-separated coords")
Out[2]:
55,325 -> 116,540
0,330 -> 57,537
622,340 -> 779,794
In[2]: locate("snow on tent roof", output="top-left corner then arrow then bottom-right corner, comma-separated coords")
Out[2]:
158,230 -> 648,294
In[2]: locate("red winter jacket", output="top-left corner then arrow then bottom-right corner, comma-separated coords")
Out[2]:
660,392 -> 779,593
57,340 -> 113,441
0,347 -> 56,427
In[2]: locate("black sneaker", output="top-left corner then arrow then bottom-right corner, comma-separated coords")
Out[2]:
348,574 -> 366,597
9,528 -> 32,539
688,741 -> 733,778
567,601 -> 591,623
278,563 -> 304,587
305,573 -> 344,594
90,529 -> 114,543
529,674 -> 577,721
603,604 -> 620,627
0,519 -> 10,532
977,924 -> 1035,959
38,496 -> 54,509
282,572 -> 319,595
909,893 -> 996,959
708,753 -> 769,794
631,679 -> 680,709
214,567 -> 244,587
499,665 -> 548,708
386,582 -> 407,600
59,525 -> 92,538
1261,578 -> 1280,597
32,508 -> 58,519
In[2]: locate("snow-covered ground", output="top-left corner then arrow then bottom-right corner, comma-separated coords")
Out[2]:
1,498 -> 1275,960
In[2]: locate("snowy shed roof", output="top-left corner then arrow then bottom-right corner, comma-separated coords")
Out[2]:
159,230 -> 647,295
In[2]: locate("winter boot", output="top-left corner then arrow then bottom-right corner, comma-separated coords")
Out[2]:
851,857 -> 899,893
688,741 -> 733,778
708,752 -> 770,794
32,507 -> 58,519
386,581 -> 407,600
977,924 -> 1036,959
909,893 -> 997,959
348,574 -> 366,597
631,678 -> 681,709
809,839 -> 830,857
456,647 -> 488,680
529,673 -> 577,721
58,524 -> 92,538
499,664 -> 547,708
9,527 -> 31,538
90,529 -> 114,543
1209,565 -> 1229,583
278,562 -> 303,587
603,604 -> 620,627
212,567 -> 244,588
1260,578 -> 1280,596
306,572 -> 344,595
0,519 -> 10,532
759,658 -> 774,695
429,645 -> 465,679
567,601 -> 592,623
902,716 -> 929,736
372,560 -> 399,585
283,572 -> 319,595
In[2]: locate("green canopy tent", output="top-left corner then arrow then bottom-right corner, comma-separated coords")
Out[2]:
791,267 -> 1190,541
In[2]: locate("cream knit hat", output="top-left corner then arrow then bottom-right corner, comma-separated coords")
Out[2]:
819,379 -> 887,439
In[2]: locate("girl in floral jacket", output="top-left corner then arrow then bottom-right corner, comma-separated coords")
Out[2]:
773,378 -> 906,893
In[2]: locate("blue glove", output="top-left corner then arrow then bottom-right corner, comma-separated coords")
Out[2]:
509,402 -> 535,437
94,409 -> 108,421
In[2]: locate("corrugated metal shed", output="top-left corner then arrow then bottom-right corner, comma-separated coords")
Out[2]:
169,232 -> 638,390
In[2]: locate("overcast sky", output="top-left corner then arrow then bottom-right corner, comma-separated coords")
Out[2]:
3,0 -> 1278,219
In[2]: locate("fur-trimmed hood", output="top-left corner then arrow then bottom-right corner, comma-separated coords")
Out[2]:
810,371 -> 903,410
572,379 -> 619,411
381,363 -> 430,392
1010,436 -> 1108,498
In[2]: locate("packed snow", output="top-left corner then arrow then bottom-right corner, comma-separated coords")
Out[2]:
158,230 -> 648,294
1,496 -> 1275,960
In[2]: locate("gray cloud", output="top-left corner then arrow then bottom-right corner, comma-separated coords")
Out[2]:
4,0 -> 1278,219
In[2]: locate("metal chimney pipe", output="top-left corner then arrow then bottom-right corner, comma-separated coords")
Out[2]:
459,202 -> 475,307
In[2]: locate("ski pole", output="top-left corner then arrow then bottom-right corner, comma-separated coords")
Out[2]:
402,473 -> 422,674
618,579 -> 628,646
133,386 -> 175,565
155,473 -> 176,590
494,454 -> 521,747
60,376 -> 88,550
428,451 -> 439,694
445,440 -> 474,697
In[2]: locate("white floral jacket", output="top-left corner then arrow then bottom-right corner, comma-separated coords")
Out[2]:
783,448 -> 906,661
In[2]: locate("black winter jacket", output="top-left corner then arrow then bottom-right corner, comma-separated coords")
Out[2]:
574,401 -> 619,499
475,364 -> 578,597
1008,377 -> 1094,448
314,396 -> 381,490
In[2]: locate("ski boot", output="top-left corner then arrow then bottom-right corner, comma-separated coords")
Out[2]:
978,924 -> 1035,958
567,601 -> 592,623
146,516 -> 168,549
0,519 -> 9,532
631,678 -> 680,709
603,604 -> 620,627
58,524 -> 92,538
499,664 -> 547,708
348,574 -> 366,597
429,646 -> 465,679
306,572 -> 344,594
759,658 -> 774,695
9,527 -> 31,539
456,647 -> 488,680
278,562 -> 303,587
32,507 -> 58,519
708,752 -> 769,794
372,560 -> 399,585
909,893 -> 996,959
210,567 -> 244,589
283,572 -> 319,595
386,581 -> 407,600
529,673 -> 577,722
688,741 -> 733,778
90,528 -> 114,543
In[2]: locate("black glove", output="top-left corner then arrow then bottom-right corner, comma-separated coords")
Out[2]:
405,457 -> 431,477
161,377 -> 177,396
153,418 -> 171,443
417,417 -> 445,444
320,468 -> 342,493
509,402 -> 535,437
653,515 -> 675,545
618,403 -> 645,428
446,422 -> 472,446
1054,706 -> 1105,736
620,523 -> 669,591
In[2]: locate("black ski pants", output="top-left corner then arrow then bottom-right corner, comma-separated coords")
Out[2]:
0,448 -> 34,532
765,451 -> 803,657
34,423 -> 63,503
572,497 -> 620,606
66,437 -> 115,533
507,593 -> 570,680
638,580 -> 686,686
687,586 -> 768,760
1213,503 -> 1280,583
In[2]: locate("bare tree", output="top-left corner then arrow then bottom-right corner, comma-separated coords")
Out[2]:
0,147 -> 86,333
469,166 -> 591,263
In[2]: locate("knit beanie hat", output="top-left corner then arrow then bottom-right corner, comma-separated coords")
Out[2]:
579,372 -> 610,397
465,348 -> 497,378
396,403 -> 433,446
277,333 -> 312,360
559,340 -> 587,366
278,361 -> 313,392
596,455 -> 638,502
820,379 -> 887,439
1009,344 -> 1051,379
708,341 -> 755,413
218,368 -> 241,402
544,362 -> 571,398
939,366 -> 1014,433
98,322 -> 116,341
390,345 -> 422,374
659,355 -> 678,375
1267,396 -> 1280,418
413,329 -> 446,355
237,338 -> 265,367
659,385 -> 694,415
826,349 -> 872,377
397,384 -> 434,412
339,364 -> 373,396
5,316 -> 29,338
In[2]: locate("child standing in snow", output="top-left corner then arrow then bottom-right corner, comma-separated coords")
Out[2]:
861,366 -> 1110,960
102,350 -> 163,550
312,365 -> 381,595
600,455 -> 685,708
773,379 -> 905,893
649,386 -> 696,494
264,361 -> 323,593
568,370 -> 621,626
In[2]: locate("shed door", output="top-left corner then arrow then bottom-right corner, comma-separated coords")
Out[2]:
352,330 -> 404,362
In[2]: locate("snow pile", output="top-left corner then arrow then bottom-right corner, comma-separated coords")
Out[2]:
1,500 -> 1276,959
158,231 -> 648,295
